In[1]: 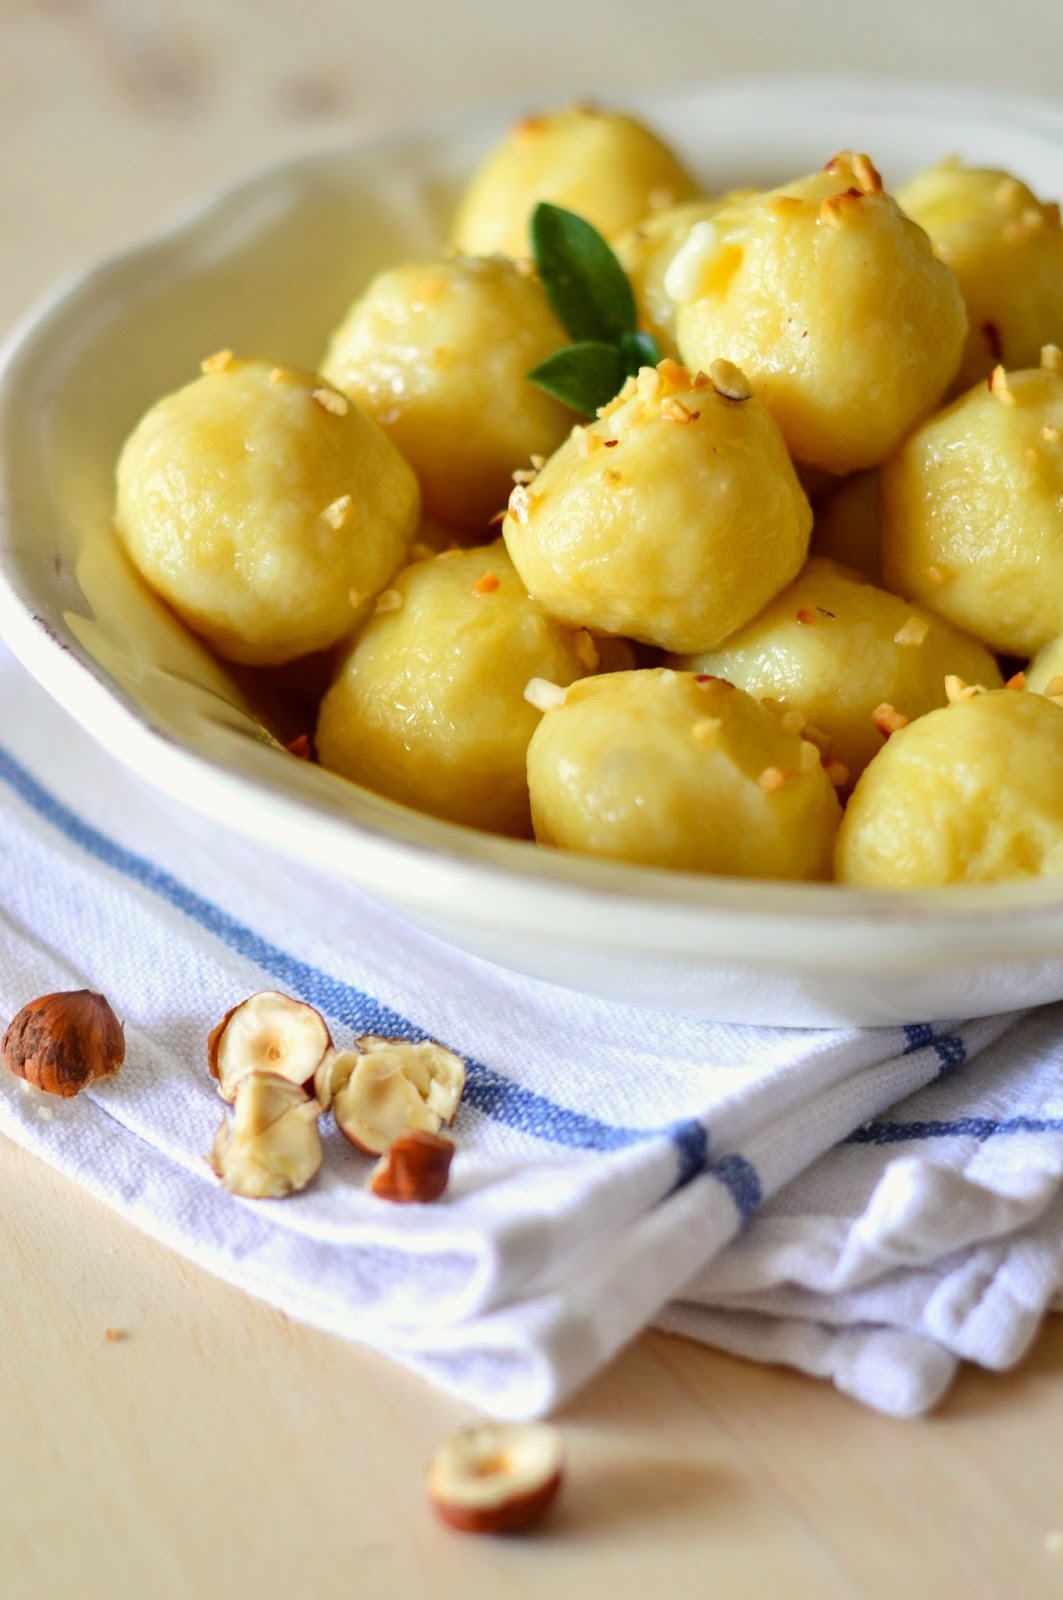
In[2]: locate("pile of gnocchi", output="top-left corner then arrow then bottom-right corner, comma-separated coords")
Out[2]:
113,106 -> 1063,888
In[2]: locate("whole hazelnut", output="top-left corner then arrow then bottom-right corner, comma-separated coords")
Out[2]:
2,990 -> 125,1097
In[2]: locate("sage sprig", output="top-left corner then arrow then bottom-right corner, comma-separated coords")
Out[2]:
527,202 -> 661,417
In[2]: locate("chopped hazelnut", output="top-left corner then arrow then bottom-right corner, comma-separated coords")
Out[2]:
208,1073 -> 323,1199
872,703 -> 909,737
708,358 -> 752,402
894,615 -> 929,647
321,494 -> 353,530
508,485 -> 536,523
661,397 -> 699,423
327,1036 -> 466,1156
988,366 -> 1016,406
311,385 -> 349,416
944,674 -> 986,704
524,678 -> 569,712
374,589 -> 403,614
200,348 -> 234,374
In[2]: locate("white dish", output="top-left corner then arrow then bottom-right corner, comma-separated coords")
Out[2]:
3,76 -> 1063,1029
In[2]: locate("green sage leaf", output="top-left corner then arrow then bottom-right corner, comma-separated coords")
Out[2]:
619,328 -> 662,378
531,203 -> 637,346
527,341 -> 625,418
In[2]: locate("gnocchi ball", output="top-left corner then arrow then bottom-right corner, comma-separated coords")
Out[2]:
450,105 -> 698,258
614,196 -> 748,358
527,669 -> 841,878
115,357 -> 419,666
501,359 -> 811,653
674,558 -> 1002,784
675,152 -> 968,474
896,161 -> 1063,389
836,689 -> 1063,886
321,255 -> 574,534
809,470 -> 882,580
880,356 -> 1063,657
315,546 -> 598,837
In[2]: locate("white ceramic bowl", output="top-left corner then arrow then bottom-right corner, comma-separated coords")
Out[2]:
4,76 -> 1063,1029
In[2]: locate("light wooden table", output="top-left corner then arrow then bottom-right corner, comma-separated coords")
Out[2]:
3,5 -> 1062,1597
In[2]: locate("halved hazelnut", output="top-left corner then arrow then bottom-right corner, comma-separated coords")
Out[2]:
2,990 -> 125,1097
207,991 -> 331,1103
208,1072 -> 323,1199
427,1420 -> 564,1534
329,1037 -> 466,1156
369,1129 -> 455,1203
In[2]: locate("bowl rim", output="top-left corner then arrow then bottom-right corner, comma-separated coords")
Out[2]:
4,71 -> 1063,956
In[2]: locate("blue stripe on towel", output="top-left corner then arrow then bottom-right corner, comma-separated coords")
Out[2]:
670,1119 -> 710,1187
846,1114 -> 1063,1146
903,1021 -> 968,1078
0,742 -> 760,1208
707,1152 -> 762,1220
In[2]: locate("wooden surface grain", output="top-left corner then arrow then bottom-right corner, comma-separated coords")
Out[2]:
2,4 -> 1063,1596
4,1132 -> 1063,1600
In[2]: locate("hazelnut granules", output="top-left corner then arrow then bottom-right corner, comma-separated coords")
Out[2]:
311,385 -> 349,416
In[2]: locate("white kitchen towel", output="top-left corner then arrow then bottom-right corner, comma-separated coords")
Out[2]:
1,643 -> 1060,1419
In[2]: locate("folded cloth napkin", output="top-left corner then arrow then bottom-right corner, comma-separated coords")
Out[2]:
1,643 -> 1061,1419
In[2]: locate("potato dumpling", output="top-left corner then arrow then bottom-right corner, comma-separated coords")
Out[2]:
450,105 -> 698,259
527,669 -> 841,878
675,558 -> 1002,784
674,152 -> 967,474
315,546 -> 597,836
614,197 -> 746,357
115,357 -> 418,666
880,357 -> 1063,656
896,161 -> 1063,389
810,470 -> 881,580
321,255 -> 574,535
836,690 -> 1063,886
501,359 -> 811,653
